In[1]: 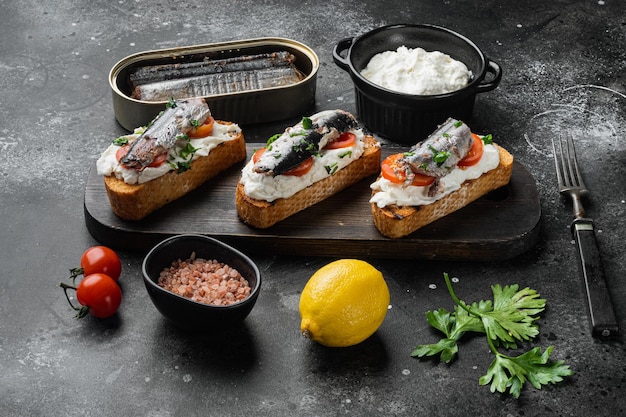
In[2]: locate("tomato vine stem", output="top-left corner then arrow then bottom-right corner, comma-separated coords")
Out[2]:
59,282 -> 89,318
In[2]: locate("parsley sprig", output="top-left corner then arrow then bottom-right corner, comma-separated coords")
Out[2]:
428,145 -> 450,166
112,136 -> 129,146
411,273 -> 572,398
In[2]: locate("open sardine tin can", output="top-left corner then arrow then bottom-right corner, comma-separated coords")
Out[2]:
109,37 -> 319,131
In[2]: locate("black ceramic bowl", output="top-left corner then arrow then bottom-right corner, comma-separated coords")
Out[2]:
142,234 -> 261,330
333,24 -> 502,144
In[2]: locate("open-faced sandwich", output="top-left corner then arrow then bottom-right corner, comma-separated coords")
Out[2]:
236,109 -> 381,228
370,118 -> 513,238
97,98 -> 246,220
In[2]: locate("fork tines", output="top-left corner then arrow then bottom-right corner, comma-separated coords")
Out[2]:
552,135 -> 587,191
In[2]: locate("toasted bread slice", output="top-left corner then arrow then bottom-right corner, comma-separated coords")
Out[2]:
371,145 -> 513,239
236,135 -> 381,229
104,126 -> 245,221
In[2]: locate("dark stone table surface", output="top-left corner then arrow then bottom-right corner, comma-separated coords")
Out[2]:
1,0 -> 624,416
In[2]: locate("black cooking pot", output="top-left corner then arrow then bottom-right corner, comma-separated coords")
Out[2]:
333,24 -> 502,144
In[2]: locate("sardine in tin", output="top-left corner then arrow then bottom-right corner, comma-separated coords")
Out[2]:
109,37 -> 319,131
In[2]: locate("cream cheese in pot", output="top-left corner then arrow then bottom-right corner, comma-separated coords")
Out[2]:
360,46 -> 472,95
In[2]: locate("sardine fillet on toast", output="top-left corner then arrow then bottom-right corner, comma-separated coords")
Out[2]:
371,145 -> 513,239
236,135 -> 381,229
120,98 -> 211,170
252,109 -> 358,176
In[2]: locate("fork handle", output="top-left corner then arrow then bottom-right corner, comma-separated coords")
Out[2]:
571,218 -> 620,338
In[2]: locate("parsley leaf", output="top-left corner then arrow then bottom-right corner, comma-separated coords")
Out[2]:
179,142 -> 198,160
166,97 -> 177,108
302,116 -> 313,130
411,273 -> 572,398
176,161 -> 191,173
411,337 -> 458,364
480,346 -> 573,398
481,134 -> 493,145
266,133 -> 281,150
481,284 -> 545,345
428,145 -> 450,166
112,137 -> 129,146
325,162 -> 338,175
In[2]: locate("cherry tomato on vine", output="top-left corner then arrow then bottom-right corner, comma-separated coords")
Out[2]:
70,246 -> 122,282
74,273 -> 122,319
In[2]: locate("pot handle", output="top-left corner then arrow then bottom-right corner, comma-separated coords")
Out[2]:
332,37 -> 354,72
475,58 -> 502,93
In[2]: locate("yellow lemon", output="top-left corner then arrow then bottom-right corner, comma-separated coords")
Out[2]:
299,259 -> 390,347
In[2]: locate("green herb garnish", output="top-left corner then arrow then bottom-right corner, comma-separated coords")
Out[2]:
411,273 -> 572,398
302,117 -> 313,130
325,162 -> 338,175
179,142 -> 198,160
175,161 -> 191,173
166,97 -> 177,109
338,150 -> 352,159
481,134 -> 493,145
112,137 -> 129,146
266,133 -> 281,150
190,119 -> 200,128
454,120 -> 463,128
428,145 -> 450,166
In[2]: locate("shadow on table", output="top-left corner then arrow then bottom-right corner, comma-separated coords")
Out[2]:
150,318 -> 260,375
302,333 -> 389,375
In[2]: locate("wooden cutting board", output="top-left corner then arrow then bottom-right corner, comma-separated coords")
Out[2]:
84,144 -> 541,260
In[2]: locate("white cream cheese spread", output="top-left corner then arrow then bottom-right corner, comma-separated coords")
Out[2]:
370,143 -> 500,208
360,46 -> 472,95
240,128 -> 368,202
96,121 -> 241,185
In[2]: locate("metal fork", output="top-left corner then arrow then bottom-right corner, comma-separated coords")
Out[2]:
552,135 -> 619,338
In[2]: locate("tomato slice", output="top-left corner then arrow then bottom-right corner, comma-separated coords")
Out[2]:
187,116 -> 215,138
325,131 -> 357,149
282,157 -> 314,176
457,133 -> 484,167
116,144 -> 167,168
115,144 -> 129,162
148,152 -> 168,167
252,147 -> 265,164
252,147 -> 314,177
381,153 -> 435,187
